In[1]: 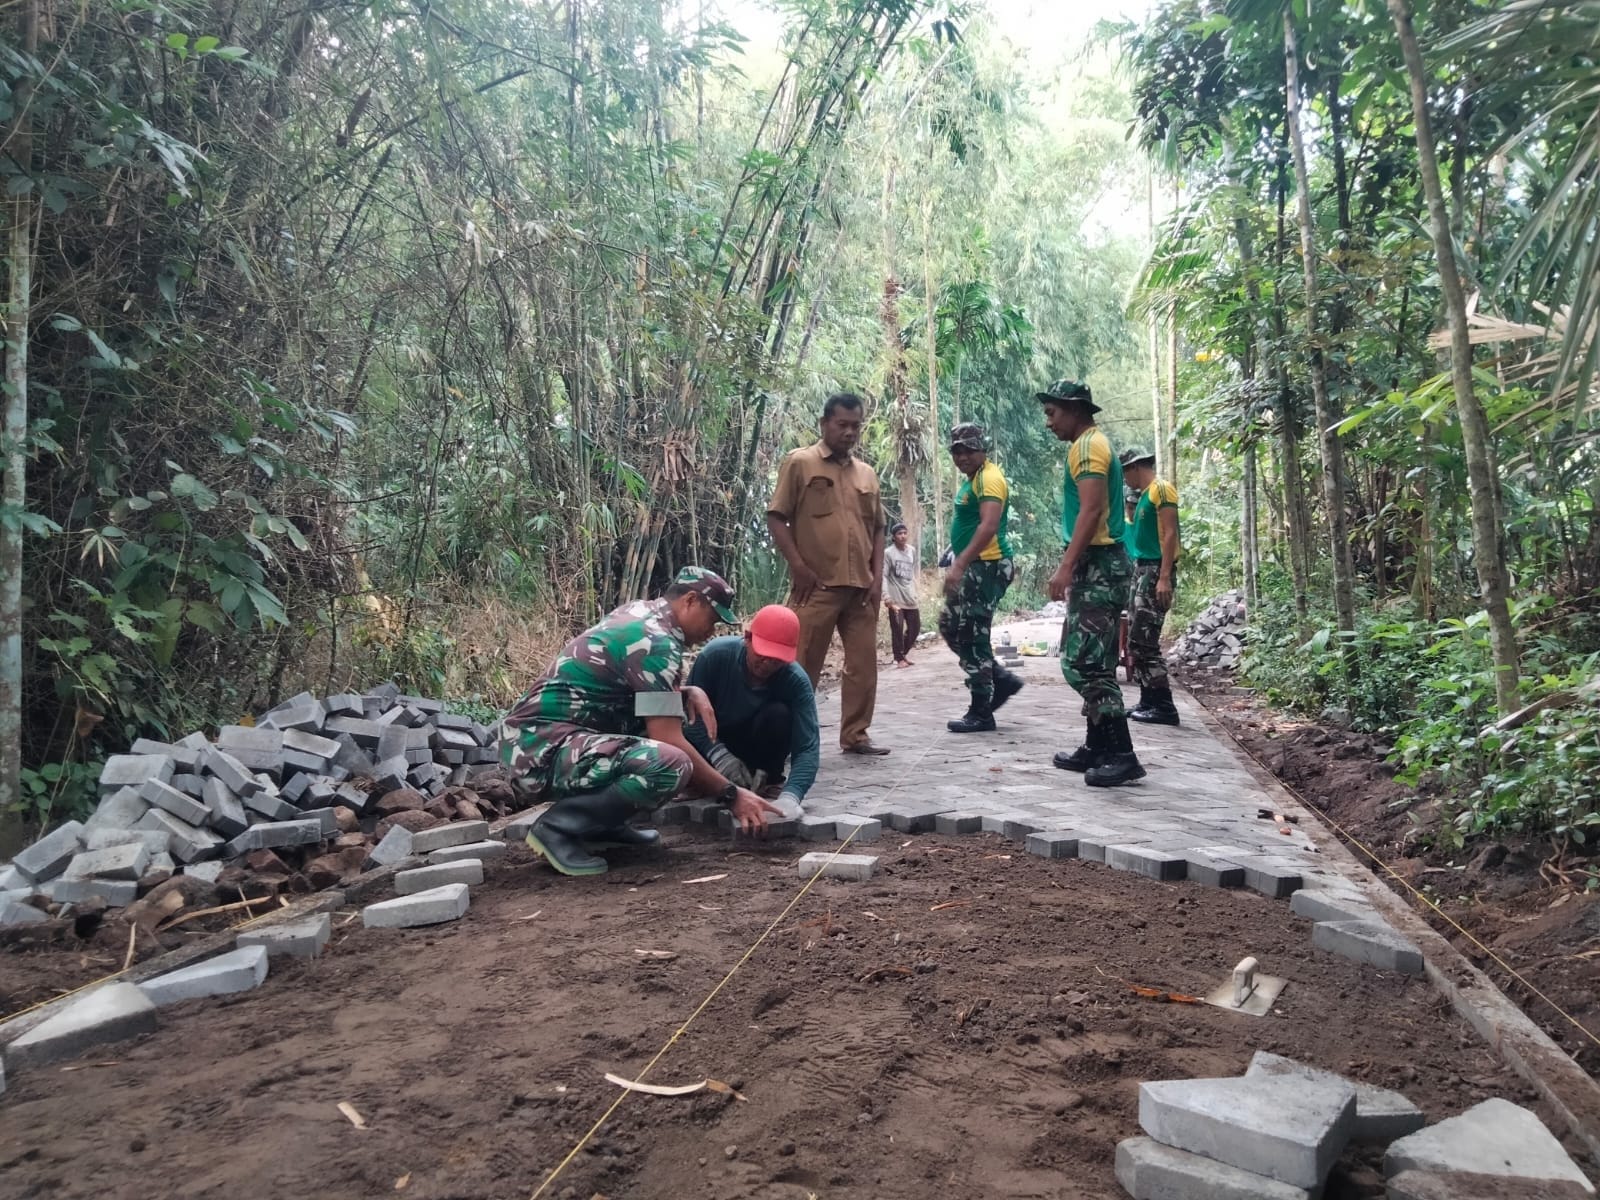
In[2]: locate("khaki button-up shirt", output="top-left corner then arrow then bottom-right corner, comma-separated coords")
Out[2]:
767,442 -> 885,589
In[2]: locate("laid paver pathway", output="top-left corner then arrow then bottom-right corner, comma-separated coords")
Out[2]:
802,616 -> 1365,903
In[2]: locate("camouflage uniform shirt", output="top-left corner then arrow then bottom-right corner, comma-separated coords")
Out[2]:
504,599 -> 686,740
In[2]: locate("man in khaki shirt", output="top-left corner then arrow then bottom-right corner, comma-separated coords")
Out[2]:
766,392 -> 891,755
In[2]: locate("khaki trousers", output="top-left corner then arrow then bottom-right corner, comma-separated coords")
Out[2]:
790,586 -> 879,749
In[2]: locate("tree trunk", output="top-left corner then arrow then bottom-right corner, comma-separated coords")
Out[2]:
922,198 -> 942,561
1283,8 -> 1357,636
1,0 -> 38,844
1148,167 -> 1163,470
1388,0 -> 1520,713
1164,178 -> 1180,486
882,157 -> 921,553
1242,442 -> 1259,611
1271,158 -> 1312,623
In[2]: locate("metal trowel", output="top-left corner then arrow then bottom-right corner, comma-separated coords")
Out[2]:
1203,956 -> 1286,1016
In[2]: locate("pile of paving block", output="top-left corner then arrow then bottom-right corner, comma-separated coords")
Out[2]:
1172,588 -> 1248,671
0,683 -> 515,928
1118,1051 -> 1596,1199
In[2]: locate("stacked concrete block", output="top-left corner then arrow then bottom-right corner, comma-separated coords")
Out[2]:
11,820 -> 86,883
1244,1053 -> 1423,1142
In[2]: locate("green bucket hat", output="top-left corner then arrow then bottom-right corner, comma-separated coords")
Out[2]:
1036,379 -> 1100,414
1119,445 -> 1157,468
673,566 -> 738,624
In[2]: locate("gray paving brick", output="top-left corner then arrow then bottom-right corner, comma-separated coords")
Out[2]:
881,806 -> 950,834
138,779 -> 211,827
225,819 -> 323,856
5,982 -> 158,1069
410,820 -> 490,854
83,787 -> 151,834
797,814 -> 838,842
1106,844 -> 1187,882
237,913 -> 332,959
1236,856 -> 1304,899
139,945 -> 269,1006
395,859 -> 484,894
425,839 -> 508,865
1001,816 -> 1043,840
798,852 -> 877,882
1312,919 -> 1423,975
1383,1098 -> 1591,1191
934,812 -> 983,835
1245,1052 -> 1423,1142
98,754 -> 175,792
1025,831 -> 1081,859
363,882 -> 471,929
63,843 -> 149,881
833,815 -> 882,844
12,820 -> 86,882
1289,888 -> 1374,925
45,876 -> 139,906
1185,852 -> 1246,888
1115,1136 -> 1312,1200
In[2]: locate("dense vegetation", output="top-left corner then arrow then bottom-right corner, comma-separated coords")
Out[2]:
2,0 -> 1596,858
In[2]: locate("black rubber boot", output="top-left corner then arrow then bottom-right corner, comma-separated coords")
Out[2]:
1129,685 -> 1180,726
1053,722 -> 1104,772
991,670 -> 1025,712
1086,718 -> 1147,786
947,699 -> 996,733
591,824 -> 664,849
526,784 -> 639,876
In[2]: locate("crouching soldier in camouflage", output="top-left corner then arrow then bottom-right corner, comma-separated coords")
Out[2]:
1038,380 -> 1145,786
501,567 -> 781,876
939,423 -> 1023,732
1119,446 -> 1181,726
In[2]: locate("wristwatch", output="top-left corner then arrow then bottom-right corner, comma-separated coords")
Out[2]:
716,782 -> 739,807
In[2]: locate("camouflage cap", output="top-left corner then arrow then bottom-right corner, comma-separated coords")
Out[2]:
1035,379 -> 1100,414
1119,445 -> 1157,468
948,422 -> 991,451
673,566 -> 738,624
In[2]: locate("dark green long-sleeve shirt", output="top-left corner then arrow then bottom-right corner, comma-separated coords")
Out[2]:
684,636 -> 820,800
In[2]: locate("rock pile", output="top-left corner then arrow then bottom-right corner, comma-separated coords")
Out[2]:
1117,1054 -> 1593,1199
0,683 -> 520,928
1170,588 -> 1247,670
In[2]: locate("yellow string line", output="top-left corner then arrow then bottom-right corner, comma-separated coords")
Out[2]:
529,731 -> 946,1200
1213,712 -> 1600,1052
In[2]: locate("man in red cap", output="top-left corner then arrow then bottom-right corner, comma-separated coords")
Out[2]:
684,604 -> 821,818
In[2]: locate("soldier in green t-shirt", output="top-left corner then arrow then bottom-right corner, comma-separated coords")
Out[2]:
938,423 -> 1024,733
501,566 -> 780,876
1119,447 -> 1182,725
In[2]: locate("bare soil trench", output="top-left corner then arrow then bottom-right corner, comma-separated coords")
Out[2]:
0,829 -> 1561,1200
1179,666 -> 1600,1080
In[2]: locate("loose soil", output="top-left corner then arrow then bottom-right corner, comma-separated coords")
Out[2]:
0,830 -> 1564,1200
1179,665 -> 1600,1080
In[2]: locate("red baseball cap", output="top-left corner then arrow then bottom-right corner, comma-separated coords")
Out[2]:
747,604 -> 800,663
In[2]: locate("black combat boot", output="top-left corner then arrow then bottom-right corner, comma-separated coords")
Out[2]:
592,823 -> 664,849
1052,722 -> 1105,772
948,697 -> 997,733
526,784 -> 638,876
1129,684 -> 1180,726
991,670 -> 1025,712
1086,717 -> 1147,786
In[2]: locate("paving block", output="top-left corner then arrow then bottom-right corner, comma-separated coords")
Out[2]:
934,812 -> 983,835
0,863 -> 25,890
396,694 -> 443,714
331,736 -> 377,777
425,839 -> 508,865
502,812 -> 540,843
324,692 -> 365,717
184,860 -> 225,883
366,825 -> 416,869
797,852 -> 878,882
12,820 -> 86,882
1313,919 -> 1424,975
1025,831 -> 1081,859
1185,852 -> 1246,889
139,945 -> 270,1007
169,772 -> 207,797
372,755 -> 409,793
833,815 -> 882,844
1001,816 -> 1043,841
1,898 -> 49,926
136,810 -> 224,863
98,753 -> 175,793
128,738 -> 203,769
226,819 -> 324,857
296,807 -> 338,838
410,820 -> 490,854
396,859 -> 484,895
881,806 -> 948,834
325,715 -> 386,748
202,747 -> 262,796
798,814 -> 838,842
259,692 -> 326,733
63,843 -> 150,881
1237,856 -> 1304,899
1114,1136 -> 1312,1200
45,877 -> 139,906
363,882 -> 471,929
148,852 -> 175,874
1383,1097 -> 1593,1191
5,982 -> 158,1070
653,801 -> 691,826
1139,1074 -> 1356,1189
242,789 -> 298,821
138,777 -> 212,826
237,912 -> 332,959
1289,888 -> 1375,925
430,727 -> 478,752
1245,1052 -> 1423,1142
83,787 -> 152,835
1106,844 -> 1188,882
434,712 -> 474,731
1386,1169 -> 1593,1200
201,777 -> 250,837
83,827 -> 170,855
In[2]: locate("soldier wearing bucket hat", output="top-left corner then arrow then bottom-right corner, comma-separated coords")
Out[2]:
684,604 -> 821,820
1119,445 -> 1182,725
939,422 -> 1024,732
1037,380 -> 1146,786
501,566 -> 782,876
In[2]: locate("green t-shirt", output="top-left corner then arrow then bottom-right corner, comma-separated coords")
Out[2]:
1060,428 -> 1126,549
1130,479 -> 1180,562
951,461 -> 1013,561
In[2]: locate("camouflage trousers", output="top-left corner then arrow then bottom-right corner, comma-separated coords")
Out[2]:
1128,559 -> 1173,689
1060,543 -> 1131,724
938,559 -> 1014,705
501,721 -> 692,814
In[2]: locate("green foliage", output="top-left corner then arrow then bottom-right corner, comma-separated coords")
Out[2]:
17,759 -> 102,827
